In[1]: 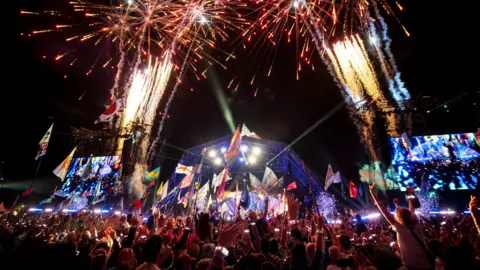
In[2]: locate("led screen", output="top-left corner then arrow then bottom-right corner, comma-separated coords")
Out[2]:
59,156 -> 122,198
390,132 -> 479,190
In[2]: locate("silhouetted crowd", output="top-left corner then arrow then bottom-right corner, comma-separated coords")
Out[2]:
0,188 -> 479,270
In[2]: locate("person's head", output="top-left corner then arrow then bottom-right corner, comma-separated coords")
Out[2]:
306,242 -> 315,259
142,235 -> 163,264
394,207 -> 416,227
120,215 -> 127,223
339,234 -> 352,251
290,228 -> 302,241
201,243 -> 215,258
116,248 -> 137,270
126,214 -> 133,225
187,244 -> 200,259
90,248 -> 108,270
260,237 -> 270,254
194,258 -> 212,270
328,246 -> 341,264
176,254 -> 196,270
269,239 -> 279,254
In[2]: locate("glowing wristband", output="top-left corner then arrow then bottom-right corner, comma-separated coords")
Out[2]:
215,246 -> 229,257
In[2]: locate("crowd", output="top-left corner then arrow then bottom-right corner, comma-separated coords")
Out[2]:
0,184 -> 479,270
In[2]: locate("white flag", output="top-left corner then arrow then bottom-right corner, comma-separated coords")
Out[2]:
35,123 -> 54,160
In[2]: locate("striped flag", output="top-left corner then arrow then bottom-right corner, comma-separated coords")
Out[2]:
175,164 -> 193,175
35,124 -> 54,160
216,168 -> 230,201
224,126 -> 242,166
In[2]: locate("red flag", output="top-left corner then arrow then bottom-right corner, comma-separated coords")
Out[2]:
224,127 -> 242,166
287,181 -> 297,190
94,97 -> 124,124
349,181 -> 358,199
22,188 -> 33,196
216,168 -> 230,201
133,199 -> 142,209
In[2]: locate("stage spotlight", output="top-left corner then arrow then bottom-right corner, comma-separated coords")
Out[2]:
252,147 -> 261,155
93,209 -> 101,214
240,145 -> 248,152
115,211 -> 121,215
221,147 -> 227,153
240,157 -> 245,162
248,156 -> 257,164
208,150 -> 217,158
45,208 -> 53,213
214,157 -> 222,165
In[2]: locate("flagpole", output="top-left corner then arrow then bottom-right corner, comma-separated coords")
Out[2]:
31,155 -> 44,189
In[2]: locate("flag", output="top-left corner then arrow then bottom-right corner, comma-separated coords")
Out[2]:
262,167 -> 278,191
350,181 -> 358,199
156,181 -> 169,201
207,194 -> 212,208
79,158 -> 92,181
287,181 -> 297,190
145,167 -> 160,182
249,173 -> 262,191
39,197 -> 53,205
53,189 -> 68,197
324,164 -> 335,190
216,168 -> 230,200
133,199 -> 142,209
93,180 -> 102,200
178,192 -> 189,206
240,183 -> 250,209
224,126 -> 242,166
53,147 -> 77,181
333,172 -> 342,183
22,188 -> 33,196
193,181 -> 209,207
95,96 -> 124,124
240,124 -> 261,139
35,123 -> 54,160
179,173 -> 194,189
175,164 -> 193,175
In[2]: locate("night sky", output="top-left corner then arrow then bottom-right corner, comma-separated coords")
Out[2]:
1,0 -> 479,202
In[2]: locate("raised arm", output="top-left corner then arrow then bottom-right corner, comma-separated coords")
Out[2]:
369,182 -> 396,225
470,196 -> 480,233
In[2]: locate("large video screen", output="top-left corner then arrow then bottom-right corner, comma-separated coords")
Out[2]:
390,132 -> 480,190
59,156 -> 122,199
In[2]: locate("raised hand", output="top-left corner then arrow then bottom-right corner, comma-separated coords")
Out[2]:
470,195 -> 478,213
218,222 -> 244,248
287,194 -> 301,221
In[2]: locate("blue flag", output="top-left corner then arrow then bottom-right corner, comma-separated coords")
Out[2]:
240,183 -> 250,209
